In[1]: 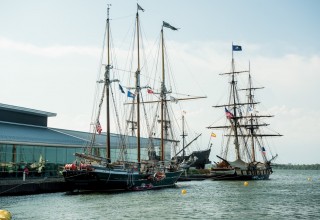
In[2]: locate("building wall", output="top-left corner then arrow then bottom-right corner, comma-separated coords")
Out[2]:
0,104 -> 170,179
0,144 -> 80,178
0,143 -> 158,178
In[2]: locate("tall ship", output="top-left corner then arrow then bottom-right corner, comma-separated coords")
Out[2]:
63,4 -> 203,191
208,45 -> 282,180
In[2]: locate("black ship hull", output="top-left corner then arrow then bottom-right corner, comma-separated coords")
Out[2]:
177,148 -> 211,169
63,166 -> 183,191
210,167 -> 272,181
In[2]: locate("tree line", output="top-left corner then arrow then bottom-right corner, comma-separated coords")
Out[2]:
272,164 -> 320,170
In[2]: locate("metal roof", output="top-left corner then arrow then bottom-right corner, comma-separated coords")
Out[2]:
0,103 -> 56,117
51,128 -> 159,148
0,121 -> 86,147
0,121 -> 158,148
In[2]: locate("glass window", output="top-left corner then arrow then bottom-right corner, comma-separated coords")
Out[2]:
33,146 -> 45,163
66,148 -> 76,163
96,147 -> 105,159
56,147 -> 66,164
6,145 -> 13,163
11,145 -> 17,163
0,144 -> 5,162
0,144 -> 13,163
17,145 -> 34,163
45,147 -> 57,164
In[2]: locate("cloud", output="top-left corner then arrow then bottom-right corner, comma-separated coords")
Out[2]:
159,41 -> 320,164
251,54 -> 320,89
1,36 -> 320,164
0,37 -> 99,57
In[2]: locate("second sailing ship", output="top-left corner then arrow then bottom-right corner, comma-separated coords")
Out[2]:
208,45 -> 282,180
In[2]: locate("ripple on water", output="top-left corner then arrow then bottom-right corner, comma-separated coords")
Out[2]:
1,170 -> 320,219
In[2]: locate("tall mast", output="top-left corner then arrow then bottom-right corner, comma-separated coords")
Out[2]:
248,63 -> 256,162
159,21 -> 178,161
231,44 -> 241,160
105,4 -> 111,160
136,7 -> 141,163
160,27 -> 165,161
181,113 -> 187,159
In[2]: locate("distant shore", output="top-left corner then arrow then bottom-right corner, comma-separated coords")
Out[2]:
273,164 -> 320,170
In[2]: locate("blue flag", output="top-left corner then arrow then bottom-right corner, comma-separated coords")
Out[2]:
232,45 -> 242,51
127,91 -> 135,98
119,84 -> 125,94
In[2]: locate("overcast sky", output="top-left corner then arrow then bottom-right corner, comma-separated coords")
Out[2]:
1,0 -> 319,164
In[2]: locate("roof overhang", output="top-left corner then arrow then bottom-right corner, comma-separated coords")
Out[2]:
0,103 -> 56,117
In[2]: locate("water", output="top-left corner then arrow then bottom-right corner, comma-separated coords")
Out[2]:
1,170 -> 320,219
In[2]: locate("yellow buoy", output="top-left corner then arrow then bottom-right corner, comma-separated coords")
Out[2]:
181,189 -> 187,195
0,210 -> 12,220
244,181 -> 249,187
307,177 -> 312,181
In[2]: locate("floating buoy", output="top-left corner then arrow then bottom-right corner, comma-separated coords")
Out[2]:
0,210 -> 12,220
181,189 -> 187,195
307,177 -> 312,181
244,181 -> 249,187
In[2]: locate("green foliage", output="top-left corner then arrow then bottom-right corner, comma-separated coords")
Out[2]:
273,164 -> 320,170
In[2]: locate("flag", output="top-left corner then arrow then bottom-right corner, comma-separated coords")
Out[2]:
127,90 -> 135,98
119,84 -> 125,94
262,147 -> 266,155
232,45 -> 242,51
211,133 -> 216,138
225,107 -> 234,119
147,88 -> 154,94
137,3 -> 145,12
163,21 -> 178,31
96,121 -> 102,134
170,96 -> 178,103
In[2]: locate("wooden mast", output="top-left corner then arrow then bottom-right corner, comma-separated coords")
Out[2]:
248,63 -> 256,162
106,4 -> 111,160
181,113 -> 187,159
136,6 -> 141,163
159,21 -> 179,161
231,44 -> 241,160
160,27 -> 165,161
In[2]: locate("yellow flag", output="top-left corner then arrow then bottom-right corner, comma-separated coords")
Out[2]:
211,133 -> 216,138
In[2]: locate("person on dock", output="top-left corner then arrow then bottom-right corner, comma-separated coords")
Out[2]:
24,167 -> 29,176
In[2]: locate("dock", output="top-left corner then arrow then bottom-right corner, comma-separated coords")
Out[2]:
0,177 -> 70,196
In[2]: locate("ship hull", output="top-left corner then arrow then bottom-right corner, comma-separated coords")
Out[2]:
189,149 -> 211,169
210,168 -> 272,181
63,166 -> 183,191
176,148 -> 211,169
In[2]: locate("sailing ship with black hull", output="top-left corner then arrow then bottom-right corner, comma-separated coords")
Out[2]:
174,113 -> 211,170
62,4 -> 186,191
207,44 -> 281,180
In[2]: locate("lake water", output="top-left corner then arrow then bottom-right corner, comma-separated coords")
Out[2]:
1,169 -> 320,219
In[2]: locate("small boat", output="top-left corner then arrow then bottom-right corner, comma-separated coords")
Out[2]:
207,44 -> 282,180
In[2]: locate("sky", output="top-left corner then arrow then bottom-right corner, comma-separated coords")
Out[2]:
1,0 -> 320,164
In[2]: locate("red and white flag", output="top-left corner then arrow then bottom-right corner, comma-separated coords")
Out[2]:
96,121 -> 102,134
